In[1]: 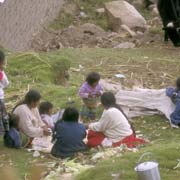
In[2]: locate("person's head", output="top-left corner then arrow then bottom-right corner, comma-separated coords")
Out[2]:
0,50 -> 5,69
101,92 -> 116,108
62,107 -> 79,122
176,77 -> 180,90
24,89 -> 41,108
86,72 -> 100,88
8,114 -> 19,129
39,101 -> 53,115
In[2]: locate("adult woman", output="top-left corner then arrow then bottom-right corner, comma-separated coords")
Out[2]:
13,90 -> 50,140
87,92 -> 145,148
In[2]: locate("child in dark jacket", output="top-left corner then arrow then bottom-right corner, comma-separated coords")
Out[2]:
51,107 -> 87,158
3,114 -> 22,148
166,77 -> 180,126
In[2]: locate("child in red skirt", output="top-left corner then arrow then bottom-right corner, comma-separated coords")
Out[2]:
87,92 -> 146,148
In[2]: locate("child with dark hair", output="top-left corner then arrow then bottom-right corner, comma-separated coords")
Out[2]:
166,77 -> 180,126
51,107 -> 87,158
3,114 -> 22,148
39,101 -> 54,130
79,72 -> 103,120
0,50 -> 9,134
87,92 -> 146,148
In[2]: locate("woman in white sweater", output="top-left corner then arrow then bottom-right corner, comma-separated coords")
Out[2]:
87,92 -> 145,148
13,90 -> 51,146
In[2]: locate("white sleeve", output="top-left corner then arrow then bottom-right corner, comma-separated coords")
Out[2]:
89,111 -> 111,132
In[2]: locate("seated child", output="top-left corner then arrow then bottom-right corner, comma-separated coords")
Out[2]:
79,72 -> 103,120
51,107 -> 87,158
3,114 -> 22,148
39,101 -> 54,130
166,77 -> 180,126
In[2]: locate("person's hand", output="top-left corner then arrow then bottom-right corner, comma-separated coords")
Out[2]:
42,126 -> 51,136
84,123 -> 90,129
96,92 -> 101,97
88,93 -> 93,98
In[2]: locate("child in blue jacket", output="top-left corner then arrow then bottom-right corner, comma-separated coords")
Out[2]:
166,77 -> 180,126
51,107 -> 87,158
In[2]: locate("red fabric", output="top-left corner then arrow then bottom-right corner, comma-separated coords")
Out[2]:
87,130 -> 146,148
87,130 -> 105,147
112,134 -> 146,148
0,71 -> 3,81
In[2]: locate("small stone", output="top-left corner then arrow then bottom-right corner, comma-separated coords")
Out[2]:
114,42 -> 135,49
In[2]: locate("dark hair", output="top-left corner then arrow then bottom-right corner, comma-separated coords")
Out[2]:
101,92 -> 135,135
39,101 -> 53,114
8,114 -> 19,129
62,107 -> 79,122
12,89 -> 41,112
176,77 -> 180,90
0,50 -> 5,64
24,89 -> 41,105
86,72 -> 100,86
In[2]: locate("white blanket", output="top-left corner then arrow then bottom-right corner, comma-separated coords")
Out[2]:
101,80 -> 175,123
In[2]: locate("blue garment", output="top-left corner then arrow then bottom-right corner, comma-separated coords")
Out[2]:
166,87 -> 180,125
4,128 -> 22,148
51,121 -> 87,158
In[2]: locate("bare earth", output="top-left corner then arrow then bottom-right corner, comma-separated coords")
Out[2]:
0,0 -> 64,51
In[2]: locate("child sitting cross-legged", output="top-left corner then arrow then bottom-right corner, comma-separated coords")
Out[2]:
51,107 -> 87,158
3,114 -> 22,148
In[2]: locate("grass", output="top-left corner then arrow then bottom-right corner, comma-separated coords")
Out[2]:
49,0 -> 113,30
0,47 -> 180,179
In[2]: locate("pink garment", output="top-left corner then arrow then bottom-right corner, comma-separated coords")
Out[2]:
41,114 -> 54,129
79,82 -> 103,98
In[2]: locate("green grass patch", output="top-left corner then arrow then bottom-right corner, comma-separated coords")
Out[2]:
0,47 -> 180,179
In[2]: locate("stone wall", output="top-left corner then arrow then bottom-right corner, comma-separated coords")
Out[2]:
0,0 -> 64,51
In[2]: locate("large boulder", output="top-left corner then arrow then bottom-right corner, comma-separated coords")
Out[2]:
105,0 -> 147,32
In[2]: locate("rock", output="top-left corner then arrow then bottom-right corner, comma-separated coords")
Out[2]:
113,42 -> 135,49
95,8 -> 105,14
105,0 -> 147,32
121,24 -> 136,37
79,11 -> 88,18
33,151 -> 40,158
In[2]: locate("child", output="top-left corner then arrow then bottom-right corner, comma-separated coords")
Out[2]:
3,114 -> 22,148
39,101 -> 54,130
166,77 -> 180,126
79,72 -> 103,120
51,107 -> 87,158
0,50 -> 9,134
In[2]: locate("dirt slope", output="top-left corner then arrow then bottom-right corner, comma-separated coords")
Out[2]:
0,0 -> 64,51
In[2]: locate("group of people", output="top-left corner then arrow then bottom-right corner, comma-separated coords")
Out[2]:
0,49 -> 180,159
